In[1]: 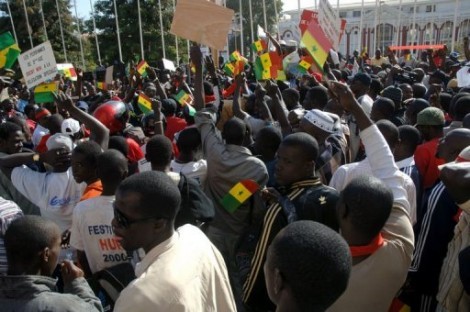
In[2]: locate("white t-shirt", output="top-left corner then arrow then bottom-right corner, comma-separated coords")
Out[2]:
170,159 -> 207,186
11,167 -> 86,232
32,124 -> 49,147
70,195 -> 128,274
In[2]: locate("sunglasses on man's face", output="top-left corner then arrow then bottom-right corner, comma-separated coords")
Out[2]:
113,206 -> 162,229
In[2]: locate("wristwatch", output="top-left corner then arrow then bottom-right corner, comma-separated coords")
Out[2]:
32,153 -> 40,162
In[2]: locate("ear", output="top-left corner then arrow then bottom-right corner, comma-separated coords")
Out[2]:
273,268 -> 284,295
153,218 -> 168,232
41,247 -> 50,263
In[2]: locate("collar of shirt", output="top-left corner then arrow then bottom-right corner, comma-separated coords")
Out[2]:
395,156 -> 415,169
225,144 -> 253,156
135,231 -> 179,277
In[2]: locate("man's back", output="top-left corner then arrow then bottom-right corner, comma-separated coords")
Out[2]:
114,225 -> 236,312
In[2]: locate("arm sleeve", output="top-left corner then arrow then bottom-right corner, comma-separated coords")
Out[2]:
195,109 -> 226,162
11,166 -> 46,205
69,205 -> 84,250
63,277 -> 104,311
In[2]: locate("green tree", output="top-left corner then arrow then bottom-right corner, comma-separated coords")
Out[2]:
0,0 -> 96,70
86,0 -> 187,67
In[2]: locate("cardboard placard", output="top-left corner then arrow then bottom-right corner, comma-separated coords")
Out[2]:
162,58 -> 176,71
318,0 -> 342,50
18,41 -> 58,89
170,0 -> 234,50
105,66 -> 114,85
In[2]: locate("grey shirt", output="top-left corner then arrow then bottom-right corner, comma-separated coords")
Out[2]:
195,108 -> 268,235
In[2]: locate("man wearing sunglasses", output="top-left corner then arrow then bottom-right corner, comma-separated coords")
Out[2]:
112,171 -> 236,312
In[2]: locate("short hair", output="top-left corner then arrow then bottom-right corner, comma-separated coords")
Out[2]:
398,125 -> 421,153
117,171 -> 181,220
376,120 -> 399,148
373,98 -> 395,119
255,126 -> 282,154
5,216 -> 60,269
269,221 -> 351,311
463,113 -> 470,129
439,92 -> 452,114
412,83 -> 427,99
24,104 -> 37,117
280,132 -> 319,162
47,114 -> 64,134
73,141 -> 102,168
146,135 -> 173,167
306,86 -> 328,110
223,117 -> 247,145
0,121 -> 22,141
370,79 -> 384,95
341,176 -> 393,238
453,95 -> 470,121
176,128 -> 201,154
282,88 -> 300,103
108,135 -> 129,157
97,149 -> 128,184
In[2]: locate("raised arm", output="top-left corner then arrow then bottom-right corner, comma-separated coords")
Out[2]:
55,92 -> 110,150
232,75 -> 249,120
190,45 -> 205,111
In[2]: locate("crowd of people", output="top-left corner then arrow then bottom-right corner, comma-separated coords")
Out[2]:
0,32 -> 469,312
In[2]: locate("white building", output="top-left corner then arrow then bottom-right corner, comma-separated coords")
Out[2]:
279,0 -> 470,56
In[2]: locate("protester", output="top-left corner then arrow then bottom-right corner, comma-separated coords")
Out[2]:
112,171 -> 236,311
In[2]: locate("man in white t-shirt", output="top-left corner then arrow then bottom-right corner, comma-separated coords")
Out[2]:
70,150 -> 129,276
0,134 -> 86,255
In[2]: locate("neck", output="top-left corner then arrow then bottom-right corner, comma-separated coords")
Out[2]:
8,264 -> 42,276
176,152 -> 195,163
143,228 -> 174,254
101,183 -> 118,196
85,177 -> 99,186
151,164 -> 170,173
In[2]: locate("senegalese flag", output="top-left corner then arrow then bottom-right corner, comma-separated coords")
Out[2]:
389,298 -> 410,312
277,70 -> 287,81
57,64 -> 78,81
224,62 -> 235,76
137,93 -> 152,114
229,51 -> 243,62
253,57 -> 264,80
221,180 -> 260,213
175,89 -> 193,106
136,60 -> 149,77
260,53 -> 272,69
269,52 -> 282,68
262,67 -> 279,80
0,32 -> 20,69
251,39 -> 268,53
301,21 -> 332,70
96,81 -> 107,90
34,82 -> 58,103
185,104 -> 196,117
298,59 -> 311,73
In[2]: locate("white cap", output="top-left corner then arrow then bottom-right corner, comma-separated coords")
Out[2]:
46,133 -> 73,151
61,118 -> 81,135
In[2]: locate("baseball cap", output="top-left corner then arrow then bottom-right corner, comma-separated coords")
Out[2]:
415,107 -> 445,126
46,133 -> 74,151
76,101 -> 89,112
61,118 -> 81,135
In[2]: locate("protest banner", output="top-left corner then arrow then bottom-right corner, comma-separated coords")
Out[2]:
318,0 -> 342,50
162,58 -> 176,71
170,0 -> 234,50
18,41 -> 58,89
105,66 -> 114,85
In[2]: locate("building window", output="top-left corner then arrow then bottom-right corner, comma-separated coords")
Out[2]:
353,11 -> 361,17
377,24 -> 394,51
339,11 -> 347,18
426,5 -> 435,12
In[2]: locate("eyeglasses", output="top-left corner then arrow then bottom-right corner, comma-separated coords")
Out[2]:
113,207 -> 162,229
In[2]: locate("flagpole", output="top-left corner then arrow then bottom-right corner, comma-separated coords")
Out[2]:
249,0 -> 254,44
22,0 -> 33,48
39,0 -> 48,41
56,0 -> 68,62
411,0 -> 417,46
74,0 -> 86,70
273,0 -> 279,38
395,0 -> 402,46
5,1 -> 18,44
158,0 -> 166,59
187,40 -> 191,85
89,0 -> 102,66
451,0 -> 460,52
113,0 -> 123,63
239,0 -> 244,54
359,0 -> 364,51
262,0 -> 267,31
137,0 -> 145,60
373,0 -> 378,53
172,0 -> 179,65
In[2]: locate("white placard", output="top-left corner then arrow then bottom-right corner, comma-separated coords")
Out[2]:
105,66 -> 114,85
18,41 -> 58,89
457,66 -> 470,88
318,0 -> 341,50
162,58 -> 176,71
